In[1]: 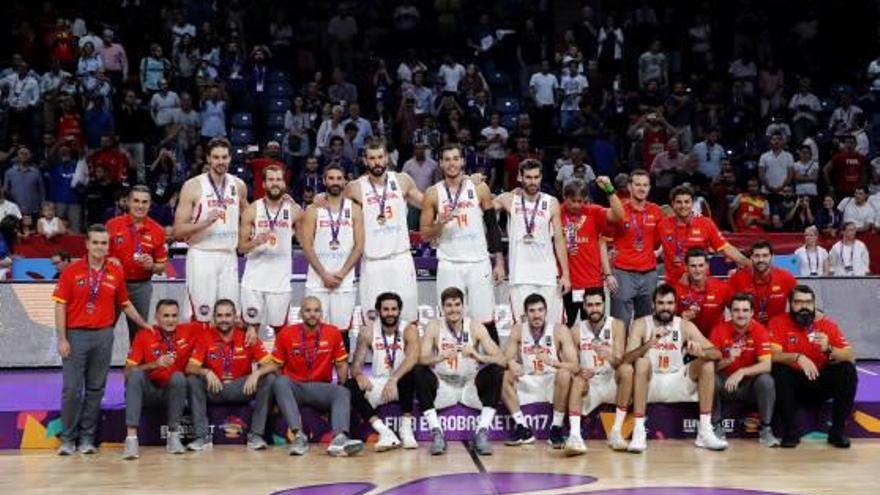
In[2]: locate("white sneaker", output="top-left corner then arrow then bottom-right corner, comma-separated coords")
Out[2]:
695,427 -> 728,451
627,426 -> 647,453
375,429 -> 401,452
399,421 -> 418,449
608,428 -> 628,451
563,436 -> 587,456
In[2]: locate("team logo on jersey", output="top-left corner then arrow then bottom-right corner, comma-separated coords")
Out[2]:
115,234 -> 124,244
77,279 -> 85,287
246,307 -> 259,319
788,335 -> 798,345
624,222 -> 631,229
199,305 -> 210,316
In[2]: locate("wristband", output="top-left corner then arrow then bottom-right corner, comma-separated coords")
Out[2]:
601,182 -> 616,196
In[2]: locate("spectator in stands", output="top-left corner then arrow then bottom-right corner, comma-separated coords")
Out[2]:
3,147 -> 43,217
283,96 -> 312,164
395,50 -> 427,84
327,6 -> 358,71
794,226 -> 830,277
114,90 -> 151,171
409,71 -> 434,117
852,114 -> 870,157
341,123 -> 359,163
638,40 -> 668,89
199,84 -> 227,140
559,60 -> 589,132
84,167 -> 119,226
412,114 -> 442,155
37,201 -> 65,239
815,194 -> 843,237
98,29 -> 128,89
402,142 -> 438,196
467,89 -> 493,134
328,68 -> 358,105
56,97 -> 84,151
650,137 -> 691,196
76,42 -> 103,91
503,136 -> 536,191
47,143 -> 83,233
788,77 -> 822,146
629,111 -> 675,171
829,222 -> 870,276
293,156 -> 323,204
729,178 -> 770,233
759,132 -> 794,200
316,105 -> 346,156
555,145 -> 594,191
146,148 -> 178,205
342,102 -> 372,151
140,43 -> 171,95
528,60 -> 559,145
437,55 -> 465,95
168,93 -> 200,153
88,134 -> 129,185
170,10 -> 197,48
1,62 -> 41,143
51,251 -> 71,278
828,93 -> 863,136
792,144 -> 819,198
777,186 -> 813,232
691,127 -> 725,184
517,18 -> 547,96
596,16 -> 624,75
150,79 -> 181,135
320,136 -> 357,180
665,82 -> 696,151
0,232 -> 9,279
837,187 -> 875,233
0,185 -> 22,221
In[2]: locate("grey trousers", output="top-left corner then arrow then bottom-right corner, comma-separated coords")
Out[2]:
54,202 -> 82,233
273,376 -> 351,434
712,372 -> 776,425
125,280 -> 153,343
187,374 -> 276,438
125,369 -> 186,429
610,268 -> 657,326
60,328 -> 114,443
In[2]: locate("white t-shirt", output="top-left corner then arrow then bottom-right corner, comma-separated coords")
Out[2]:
792,159 -> 819,196
150,91 -> 181,127
560,74 -> 588,111
529,72 -> 558,107
438,63 -> 466,93
0,200 -> 22,221
793,246 -> 829,276
837,197 -> 877,230
481,125 -> 509,160
758,149 -> 794,191
556,163 -> 596,188
829,240 -> 870,276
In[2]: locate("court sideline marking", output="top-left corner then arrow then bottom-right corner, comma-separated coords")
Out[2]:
463,440 -> 500,495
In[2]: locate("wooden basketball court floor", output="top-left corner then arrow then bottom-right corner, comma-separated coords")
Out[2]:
1,439 -> 878,495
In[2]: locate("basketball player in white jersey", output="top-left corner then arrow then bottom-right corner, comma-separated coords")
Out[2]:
622,284 -> 727,452
420,143 -> 505,342
239,164 -> 302,340
346,292 -> 420,451
494,159 -> 570,325
301,164 -> 364,345
412,287 -> 506,456
173,138 -> 248,324
338,141 -> 423,324
567,288 -> 630,455
501,293 -> 578,450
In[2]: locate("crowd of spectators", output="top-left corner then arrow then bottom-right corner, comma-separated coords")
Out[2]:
2,0 -> 880,267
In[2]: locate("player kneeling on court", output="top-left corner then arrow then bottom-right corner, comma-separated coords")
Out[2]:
122,299 -> 199,459
568,288 -> 630,455
346,292 -> 420,451
266,296 -> 364,456
501,293 -> 578,450
185,299 -> 276,451
623,284 -> 727,452
709,293 -> 780,447
412,287 -> 506,456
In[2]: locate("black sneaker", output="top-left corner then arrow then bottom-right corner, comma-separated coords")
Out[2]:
505,424 -> 535,446
548,426 -> 565,449
780,436 -> 800,449
828,432 -> 851,449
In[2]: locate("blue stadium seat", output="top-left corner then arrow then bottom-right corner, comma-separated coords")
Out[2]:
266,112 -> 286,129
495,96 -> 520,115
231,112 -> 254,129
232,145 -> 248,162
270,129 -> 287,143
501,113 -> 518,130
267,82 -> 294,98
230,128 -> 257,145
268,70 -> 290,83
267,98 -> 291,113
486,70 -> 512,87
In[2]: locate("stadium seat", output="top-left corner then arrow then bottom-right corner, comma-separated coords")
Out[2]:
232,145 -> 248,162
266,112 -> 286,129
231,112 -> 254,129
267,82 -> 294,98
267,70 -> 291,83
267,98 -> 291,113
501,113 -> 518,130
495,96 -> 520,115
486,70 -> 512,88
270,129 -> 287,143
229,128 -> 257,145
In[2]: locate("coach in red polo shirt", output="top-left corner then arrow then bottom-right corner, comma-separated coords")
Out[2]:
769,285 -> 857,449
265,296 -> 364,457
186,299 -> 276,452
709,293 -> 778,447
607,169 -> 664,324
657,185 -> 749,284
107,185 -> 168,343
560,177 -> 623,325
728,240 -> 797,325
122,299 -> 198,460
53,224 -> 150,456
672,248 -> 731,336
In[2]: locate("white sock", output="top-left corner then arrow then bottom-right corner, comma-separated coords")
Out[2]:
478,407 -> 496,430
511,410 -> 526,426
634,416 -> 646,430
569,415 -> 582,439
424,409 -> 441,430
400,416 -> 414,430
126,434 -> 137,439
371,418 -> 392,435
699,413 -> 712,432
552,410 -> 565,428
613,407 -> 627,431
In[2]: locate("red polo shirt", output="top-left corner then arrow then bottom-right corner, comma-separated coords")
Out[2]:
709,320 -> 772,375
126,323 -> 199,387
768,313 -> 850,371
563,204 -> 609,289
672,276 -> 731,336
52,259 -> 130,329
610,200 -> 663,272
190,327 -> 271,381
657,215 -> 730,283
106,214 -> 168,281
88,148 -> 129,183
271,323 -> 348,382
828,151 -> 866,197
728,267 -> 797,324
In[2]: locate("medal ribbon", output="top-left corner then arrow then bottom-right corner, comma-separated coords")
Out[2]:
520,193 -> 540,237
208,174 -> 228,209
326,199 -> 345,245
369,176 -> 388,218
86,264 -> 106,309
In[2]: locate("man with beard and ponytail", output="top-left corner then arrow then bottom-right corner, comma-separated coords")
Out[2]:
412,287 -> 506,456
301,164 -> 364,347
420,143 -> 505,342
239,164 -> 302,341
494,159 -> 571,325
345,292 -> 420,451
728,241 -> 797,325
622,284 -> 727,452
501,293 -> 578,450
769,285 -> 857,448
567,288 -> 630,455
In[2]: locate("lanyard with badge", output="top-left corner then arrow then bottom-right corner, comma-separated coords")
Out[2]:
806,249 -> 819,276
631,209 -> 648,252
128,222 -> 143,260
214,338 -> 234,382
85,264 -> 106,314
672,217 -> 692,265
299,326 -> 322,378
208,174 -> 228,223
521,194 -> 540,244
753,272 -> 772,321
842,244 -> 855,273
564,208 -> 584,254
326,199 -> 345,250
263,200 -> 282,247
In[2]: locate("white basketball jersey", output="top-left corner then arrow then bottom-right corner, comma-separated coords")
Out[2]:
189,173 -> 240,251
359,172 -> 411,260
306,199 -> 356,290
508,192 -> 557,285
434,318 -> 478,382
241,198 -> 294,292
578,317 -> 615,375
436,179 -> 488,263
371,319 -> 407,378
520,323 -> 557,375
646,316 -> 685,374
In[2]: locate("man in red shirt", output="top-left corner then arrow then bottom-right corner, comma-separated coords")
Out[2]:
247,141 -> 289,200
122,299 -> 198,459
823,135 -> 867,198
52,224 -> 150,455
657,184 -> 749,284
608,169 -> 665,324
88,134 -> 129,184
728,240 -> 797,325
727,178 -> 771,232
672,248 -> 731,336
185,299 -> 276,451
561,177 -> 624,325
769,285 -> 857,448
709,293 -> 779,448
107,185 -> 168,343
503,136 -> 537,191
265,296 -> 364,456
